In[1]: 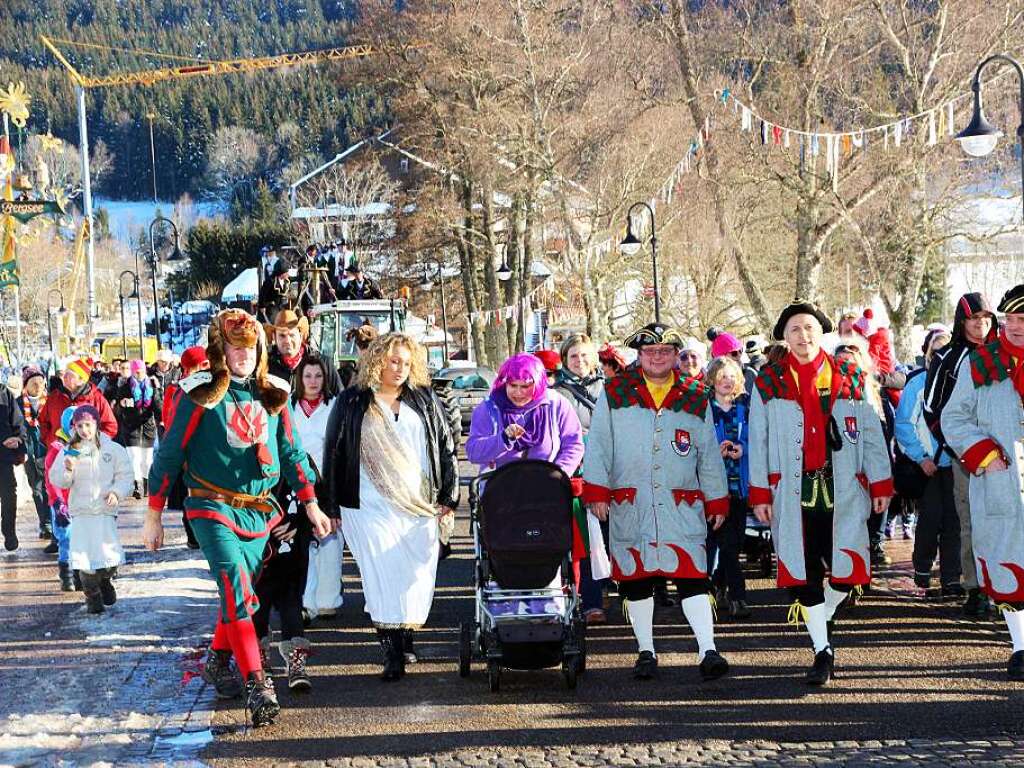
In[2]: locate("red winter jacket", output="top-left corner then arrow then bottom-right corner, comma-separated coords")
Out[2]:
39,383 -> 118,447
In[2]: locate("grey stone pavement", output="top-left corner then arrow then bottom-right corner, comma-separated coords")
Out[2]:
3,463 -> 1022,767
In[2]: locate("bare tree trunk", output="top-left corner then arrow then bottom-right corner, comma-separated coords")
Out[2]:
480,190 -> 510,364
665,0 -> 774,330
457,180 -> 490,367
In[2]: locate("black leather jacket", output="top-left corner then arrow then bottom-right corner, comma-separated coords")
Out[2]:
323,384 -> 459,515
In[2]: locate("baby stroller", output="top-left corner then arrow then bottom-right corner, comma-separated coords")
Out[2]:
459,460 -> 586,692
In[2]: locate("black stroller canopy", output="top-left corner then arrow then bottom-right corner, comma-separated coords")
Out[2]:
478,460 -> 574,590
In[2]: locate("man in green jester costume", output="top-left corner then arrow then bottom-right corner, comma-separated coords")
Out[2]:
143,309 -> 331,727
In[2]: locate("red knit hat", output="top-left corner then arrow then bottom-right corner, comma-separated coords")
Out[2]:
65,357 -> 94,382
852,308 -> 877,338
533,349 -> 561,373
180,346 -> 208,373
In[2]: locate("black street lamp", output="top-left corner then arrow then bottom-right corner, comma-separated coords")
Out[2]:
420,259 -> 450,367
496,243 -> 527,350
619,201 -> 661,323
148,215 -> 183,351
47,288 -> 67,359
118,270 -> 141,359
956,54 -> 1024,226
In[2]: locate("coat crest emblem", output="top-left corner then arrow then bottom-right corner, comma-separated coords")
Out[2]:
671,429 -> 692,457
843,415 -> 859,444
225,401 -> 269,449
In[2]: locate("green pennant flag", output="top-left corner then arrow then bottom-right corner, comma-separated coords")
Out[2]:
0,257 -> 16,288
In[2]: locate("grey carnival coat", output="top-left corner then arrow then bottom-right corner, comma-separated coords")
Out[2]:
747,358 -> 893,588
941,339 -> 1024,602
582,369 -> 729,582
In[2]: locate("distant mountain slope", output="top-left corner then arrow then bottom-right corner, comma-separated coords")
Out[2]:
0,0 -> 388,201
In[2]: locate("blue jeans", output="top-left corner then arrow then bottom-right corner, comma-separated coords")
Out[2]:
51,505 -> 71,564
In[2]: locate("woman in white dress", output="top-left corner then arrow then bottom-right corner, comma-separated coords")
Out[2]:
291,357 -> 344,621
324,332 -> 459,681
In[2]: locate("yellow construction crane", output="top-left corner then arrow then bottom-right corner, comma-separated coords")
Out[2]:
40,36 -> 377,89
39,35 -> 382,321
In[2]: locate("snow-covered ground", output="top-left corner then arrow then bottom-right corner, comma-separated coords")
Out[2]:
1,472 -> 224,767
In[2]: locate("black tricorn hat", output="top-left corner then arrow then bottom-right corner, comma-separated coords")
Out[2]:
772,300 -> 833,341
997,285 -> 1024,314
624,322 -> 685,350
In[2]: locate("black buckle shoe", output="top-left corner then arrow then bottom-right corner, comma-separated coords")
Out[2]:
633,650 -> 657,679
202,648 -> 244,699
1009,651 -> 1024,681
963,588 -> 991,618
913,573 -> 931,590
729,599 -> 752,620
245,675 -> 280,727
699,650 -> 729,681
805,648 -> 834,686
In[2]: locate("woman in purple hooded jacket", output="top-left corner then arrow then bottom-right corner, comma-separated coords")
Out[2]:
466,353 -> 584,477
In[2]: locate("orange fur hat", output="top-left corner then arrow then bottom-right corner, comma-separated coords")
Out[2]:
186,309 -> 289,414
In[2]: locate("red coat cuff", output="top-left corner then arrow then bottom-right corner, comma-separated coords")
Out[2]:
960,439 -> 1003,475
868,477 -> 894,498
582,482 -> 611,504
748,485 -> 772,506
704,496 -> 730,517
296,484 -> 317,503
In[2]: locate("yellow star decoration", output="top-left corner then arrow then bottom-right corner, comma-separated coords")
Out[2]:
0,82 -> 31,128
40,130 -> 63,152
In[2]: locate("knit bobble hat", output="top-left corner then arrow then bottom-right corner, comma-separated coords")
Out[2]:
71,404 -> 100,426
710,332 -> 742,358
21,365 -> 44,386
852,308 -> 876,338
533,349 -> 562,373
60,406 -> 77,440
180,346 -> 207,372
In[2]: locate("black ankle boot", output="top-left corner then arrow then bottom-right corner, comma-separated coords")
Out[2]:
402,629 -> 418,664
58,563 -> 74,592
72,569 -> 82,591
81,572 -> 104,614
99,569 -> 117,606
377,629 -> 405,681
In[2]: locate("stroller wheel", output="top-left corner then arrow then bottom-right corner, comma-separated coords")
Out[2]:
563,657 -> 578,690
487,660 -> 501,692
458,622 -> 473,678
574,619 -> 587,675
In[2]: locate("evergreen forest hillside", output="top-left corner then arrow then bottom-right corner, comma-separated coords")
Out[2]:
0,0 -> 388,201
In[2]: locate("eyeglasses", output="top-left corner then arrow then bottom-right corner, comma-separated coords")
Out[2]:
641,346 -> 678,358
678,352 -> 699,361
728,350 -> 743,359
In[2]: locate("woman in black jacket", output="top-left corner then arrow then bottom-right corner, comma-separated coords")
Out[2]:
323,332 -> 458,681
112,360 -> 162,498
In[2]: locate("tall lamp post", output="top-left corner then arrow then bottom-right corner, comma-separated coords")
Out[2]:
419,260 -> 450,367
148,215 -> 183,351
619,201 -> 661,323
46,288 -> 67,359
956,54 -> 1024,227
118,270 -> 141,359
496,243 -> 527,350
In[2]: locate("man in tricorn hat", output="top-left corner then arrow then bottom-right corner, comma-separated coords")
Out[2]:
143,309 -> 332,726
584,322 -> 731,681
941,284 -> 1024,680
748,301 -> 892,686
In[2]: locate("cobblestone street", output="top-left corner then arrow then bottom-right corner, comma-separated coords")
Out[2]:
2,470 -> 1022,767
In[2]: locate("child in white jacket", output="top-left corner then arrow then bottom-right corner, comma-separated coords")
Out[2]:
49,405 -> 134,614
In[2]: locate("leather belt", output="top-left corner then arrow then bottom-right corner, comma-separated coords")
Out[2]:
188,473 -> 277,515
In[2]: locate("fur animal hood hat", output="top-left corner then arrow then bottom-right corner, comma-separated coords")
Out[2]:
183,309 -> 290,414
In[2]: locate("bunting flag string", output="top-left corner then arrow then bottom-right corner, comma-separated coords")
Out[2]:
467,274 -> 556,325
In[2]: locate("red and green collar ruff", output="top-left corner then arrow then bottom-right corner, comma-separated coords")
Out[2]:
754,355 -> 867,405
604,367 -> 709,418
